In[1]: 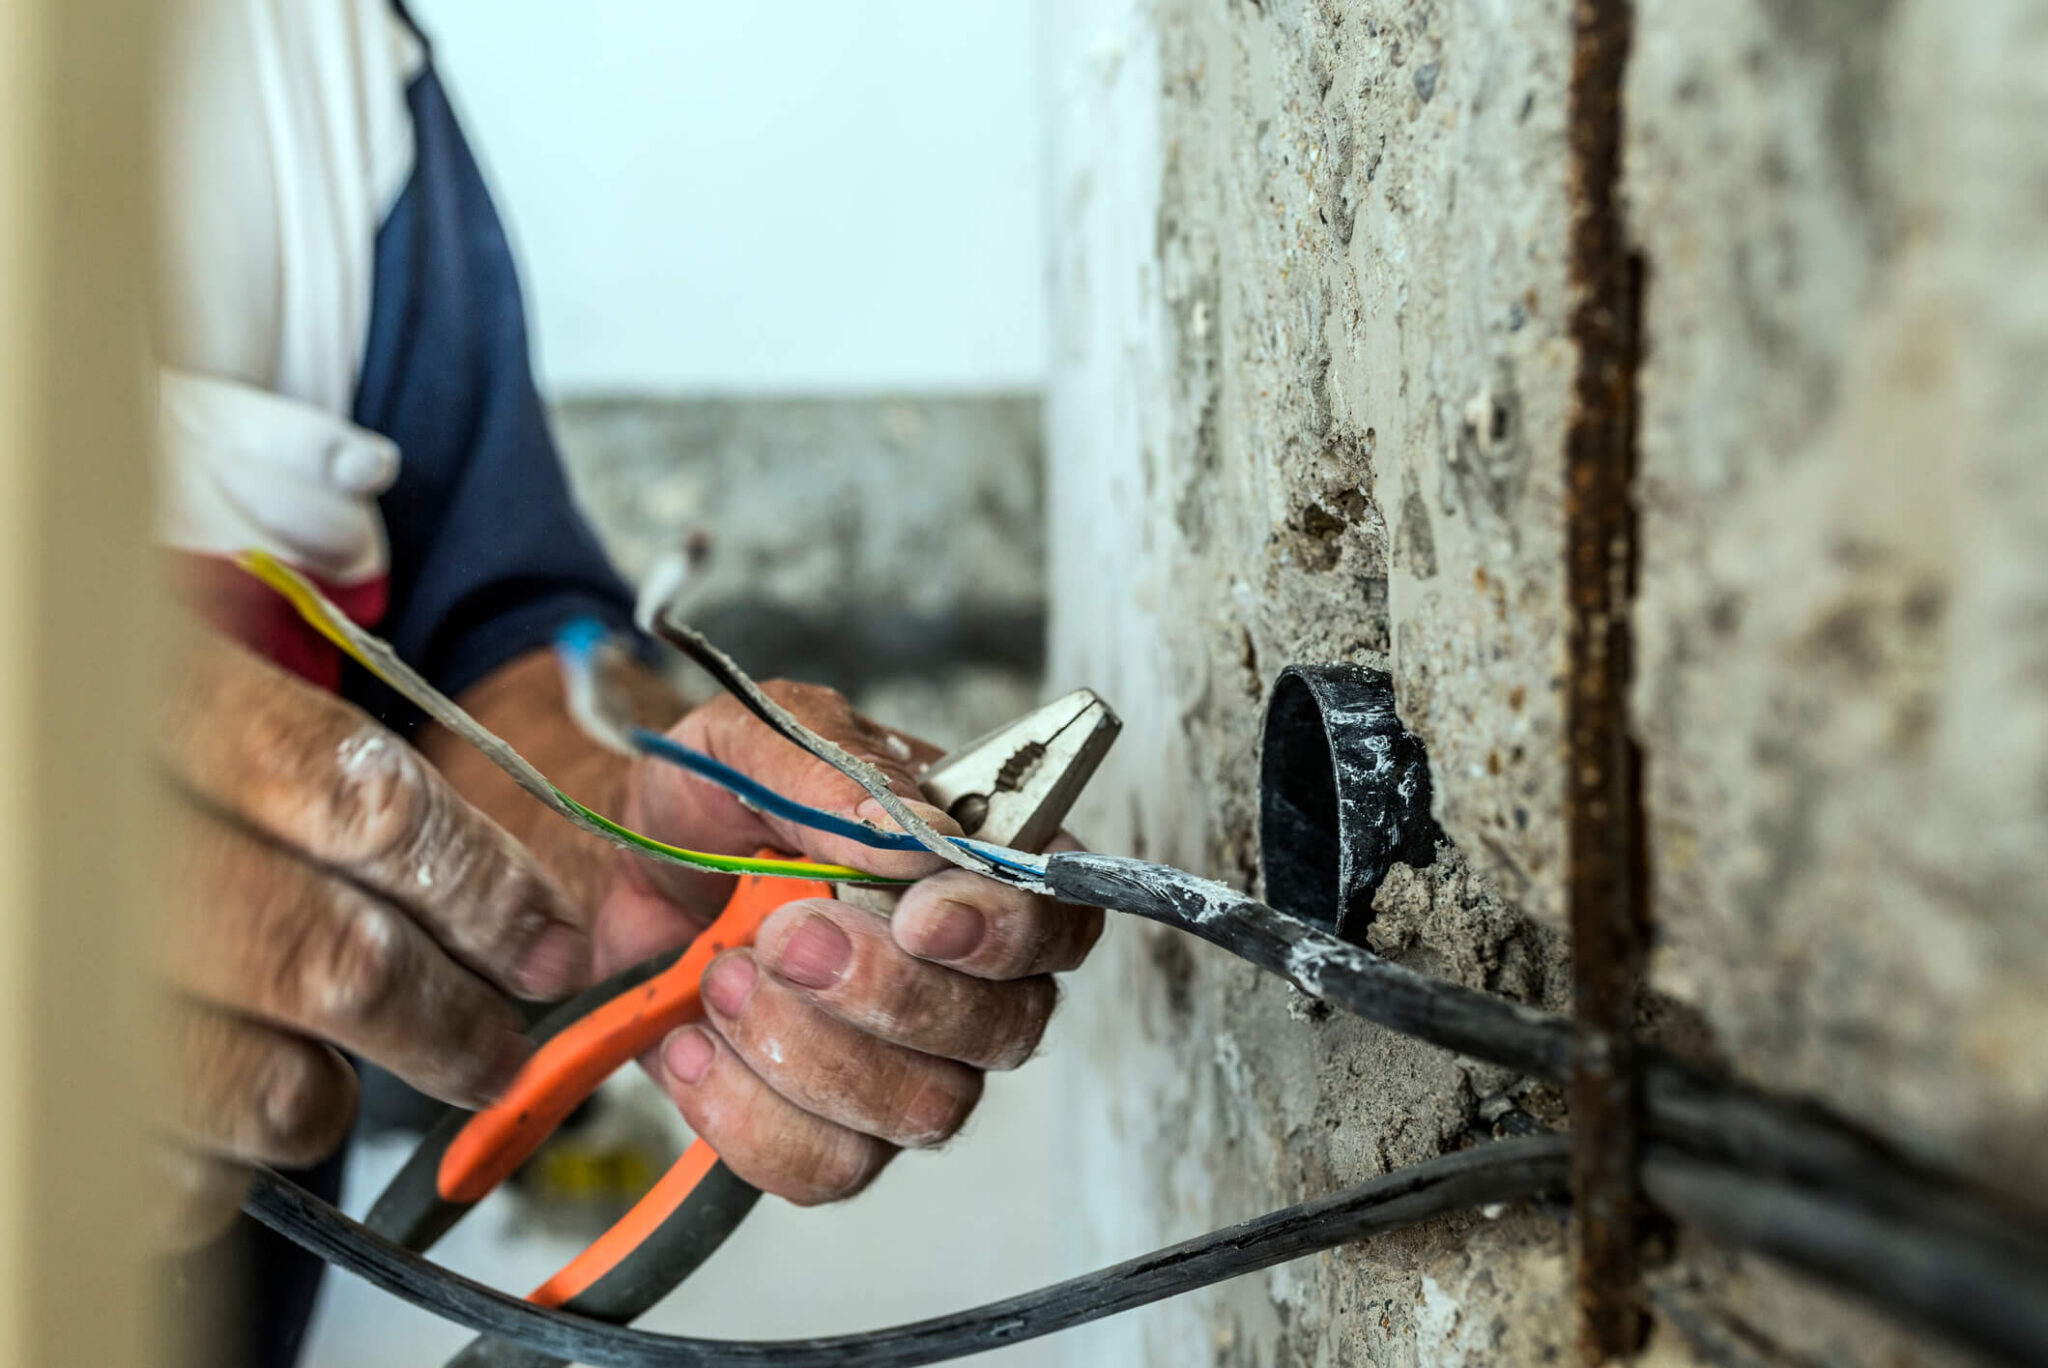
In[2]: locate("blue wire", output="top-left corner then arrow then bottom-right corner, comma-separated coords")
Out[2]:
557,618 -> 1045,878
632,729 -> 1045,877
555,615 -> 610,659
628,727 -> 927,852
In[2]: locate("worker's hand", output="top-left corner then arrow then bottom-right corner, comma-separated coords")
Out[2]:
597,683 -> 1102,1206
152,631 -> 592,1246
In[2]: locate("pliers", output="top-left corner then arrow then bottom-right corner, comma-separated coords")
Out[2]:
363,688 -> 1122,1368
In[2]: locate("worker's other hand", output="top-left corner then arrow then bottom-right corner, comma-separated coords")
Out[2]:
600,683 -> 1102,1206
152,631 -> 592,1246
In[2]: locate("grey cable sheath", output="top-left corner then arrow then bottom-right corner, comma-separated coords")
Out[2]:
245,1139 -> 1572,1368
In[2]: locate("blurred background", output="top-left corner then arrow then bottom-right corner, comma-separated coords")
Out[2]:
303,2 -> 1070,1363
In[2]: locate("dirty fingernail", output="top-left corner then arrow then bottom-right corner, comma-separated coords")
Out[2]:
664,1027 -> 715,1086
915,899 -> 986,962
515,922 -> 590,999
774,913 -> 853,989
703,954 -> 758,1019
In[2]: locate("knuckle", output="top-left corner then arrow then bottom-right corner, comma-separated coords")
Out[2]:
443,1006 -> 518,1098
688,693 -> 750,742
988,979 -> 1058,1069
998,914 -> 1061,975
897,1069 -> 981,1149
257,1048 -> 351,1163
871,963 -> 930,1034
791,1136 -> 886,1206
299,894 -> 408,1027
683,695 -> 735,734
1018,905 -> 1102,975
1069,906 -> 1107,961
322,725 -> 433,866
236,676 -> 351,769
763,678 -> 841,711
473,861 -> 555,955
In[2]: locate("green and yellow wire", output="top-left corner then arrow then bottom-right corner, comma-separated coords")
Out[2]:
234,549 -> 901,886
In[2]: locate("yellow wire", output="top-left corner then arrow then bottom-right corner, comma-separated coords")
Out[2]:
232,550 -> 887,885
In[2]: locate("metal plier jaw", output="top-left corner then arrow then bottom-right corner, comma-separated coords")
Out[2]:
919,689 -> 1121,857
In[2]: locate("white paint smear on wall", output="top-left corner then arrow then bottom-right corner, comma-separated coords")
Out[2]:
407,0 -> 1048,396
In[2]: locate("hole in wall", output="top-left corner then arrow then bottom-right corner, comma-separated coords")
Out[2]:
1258,664 -> 1442,946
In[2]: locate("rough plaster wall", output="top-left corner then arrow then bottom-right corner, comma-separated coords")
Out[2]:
1627,0 -> 2048,1359
1631,0 -> 2048,1183
1046,1 -> 1576,1362
1047,0 -> 2045,1364
556,397 -> 1042,625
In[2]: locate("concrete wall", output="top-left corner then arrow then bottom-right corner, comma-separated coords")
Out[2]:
1044,0 -> 2046,1364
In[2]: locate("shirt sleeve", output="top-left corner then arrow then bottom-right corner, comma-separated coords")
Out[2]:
346,29 -> 638,729
154,0 -> 636,724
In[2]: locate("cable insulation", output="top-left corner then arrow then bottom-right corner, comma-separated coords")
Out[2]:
552,618 -> 1045,877
247,1139 -> 1571,1368
644,609 -> 1012,883
235,551 -> 898,886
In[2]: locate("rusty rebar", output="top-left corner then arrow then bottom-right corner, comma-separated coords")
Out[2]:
1564,0 -> 1650,1358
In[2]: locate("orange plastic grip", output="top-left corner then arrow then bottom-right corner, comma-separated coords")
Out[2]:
436,856 -> 832,1205
527,1138 -> 722,1309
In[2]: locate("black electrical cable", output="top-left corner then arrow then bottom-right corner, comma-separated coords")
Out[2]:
1044,852 -> 1575,1077
1048,854 -> 2044,1216
245,1138 -> 1573,1368
1642,1153 -> 2048,1366
247,1135 -> 2048,1368
244,849 -> 2048,1366
1045,853 -> 2048,1363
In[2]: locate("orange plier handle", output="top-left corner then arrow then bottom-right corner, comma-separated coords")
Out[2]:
362,856 -> 826,1260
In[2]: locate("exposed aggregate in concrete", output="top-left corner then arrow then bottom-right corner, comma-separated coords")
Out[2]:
1629,0 -> 2048,1216
1046,0 -> 2046,1363
1046,0 -> 1580,1361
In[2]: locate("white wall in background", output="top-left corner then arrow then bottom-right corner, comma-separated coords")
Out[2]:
406,0 -> 1047,395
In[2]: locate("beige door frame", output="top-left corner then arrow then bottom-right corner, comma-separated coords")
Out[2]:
0,0 -> 158,1362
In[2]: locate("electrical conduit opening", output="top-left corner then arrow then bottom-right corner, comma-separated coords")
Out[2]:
1257,664 -> 1441,947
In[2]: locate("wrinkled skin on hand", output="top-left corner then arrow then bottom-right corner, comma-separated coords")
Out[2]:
154,632 -> 592,1248
596,681 -> 1103,1207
